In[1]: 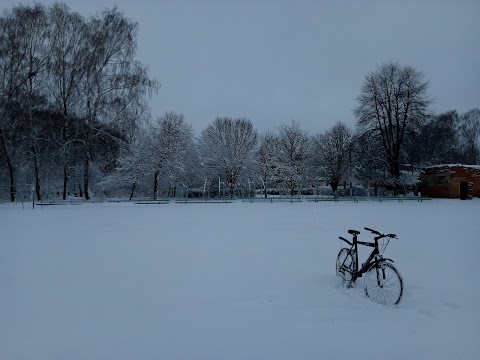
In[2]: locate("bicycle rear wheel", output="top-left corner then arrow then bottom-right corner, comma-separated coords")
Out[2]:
336,248 -> 356,285
364,261 -> 403,305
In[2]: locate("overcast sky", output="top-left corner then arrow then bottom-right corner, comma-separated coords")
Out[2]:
1,0 -> 479,135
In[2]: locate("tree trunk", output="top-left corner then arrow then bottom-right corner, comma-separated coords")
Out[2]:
153,170 -> 159,200
33,148 -> 41,202
7,158 -> 15,202
264,174 -> 267,198
129,180 -> 136,200
62,144 -> 69,200
330,181 -> 339,198
0,132 -> 15,202
83,149 -> 90,200
62,164 -> 67,200
289,179 -> 296,197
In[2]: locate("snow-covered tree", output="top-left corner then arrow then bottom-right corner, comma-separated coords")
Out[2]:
199,117 -> 258,195
152,112 -> 196,198
311,122 -> 352,195
98,127 -> 151,199
276,121 -> 309,195
102,112 -> 196,199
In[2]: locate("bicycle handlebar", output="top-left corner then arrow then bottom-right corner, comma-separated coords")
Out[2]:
364,227 -> 381,235
365,227 -> 397,239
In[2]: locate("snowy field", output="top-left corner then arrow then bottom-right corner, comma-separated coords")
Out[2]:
1,199 -> 479,360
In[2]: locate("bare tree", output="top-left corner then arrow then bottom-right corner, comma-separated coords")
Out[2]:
199,117 -> 258,196
276,121 -> 309,196
311,122 -> 352,195
354,62 -> 431,181
458,108 -> 480,164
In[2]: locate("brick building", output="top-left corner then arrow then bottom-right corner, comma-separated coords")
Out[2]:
419,165 -> 480,199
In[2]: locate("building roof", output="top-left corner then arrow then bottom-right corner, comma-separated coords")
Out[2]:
422,164 -> 480,170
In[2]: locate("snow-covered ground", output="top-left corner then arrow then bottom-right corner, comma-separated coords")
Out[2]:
1,199 -> 479,360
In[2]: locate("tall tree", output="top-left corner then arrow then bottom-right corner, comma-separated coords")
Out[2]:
80,7 -> 157,200
199,117 -> 258,196
354,62 -> 431,181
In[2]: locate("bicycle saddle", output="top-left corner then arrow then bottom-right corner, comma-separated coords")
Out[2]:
348,229 -> 360,235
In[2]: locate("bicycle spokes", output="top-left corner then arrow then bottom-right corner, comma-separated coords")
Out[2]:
365,262 -> 403,305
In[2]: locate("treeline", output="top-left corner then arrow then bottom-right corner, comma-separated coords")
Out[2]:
1,4 -> 479,201
103,104 -> 478,200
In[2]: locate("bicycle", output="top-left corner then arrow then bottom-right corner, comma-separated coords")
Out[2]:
336,227 -> 404,305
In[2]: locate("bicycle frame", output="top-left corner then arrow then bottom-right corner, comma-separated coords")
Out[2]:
339,233 -> 393,283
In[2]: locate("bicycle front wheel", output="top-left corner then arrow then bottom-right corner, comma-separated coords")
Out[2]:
364,262 -> 403,305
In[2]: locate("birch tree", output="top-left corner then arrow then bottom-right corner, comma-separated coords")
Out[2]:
80,7 -> 158,199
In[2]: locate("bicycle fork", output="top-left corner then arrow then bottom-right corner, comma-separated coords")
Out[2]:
375,264 -> 387,288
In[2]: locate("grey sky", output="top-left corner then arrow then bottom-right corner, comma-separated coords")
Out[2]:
2,0 -> 479,135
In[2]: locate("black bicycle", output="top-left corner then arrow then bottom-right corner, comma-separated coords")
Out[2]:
336,227 -> 404,305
